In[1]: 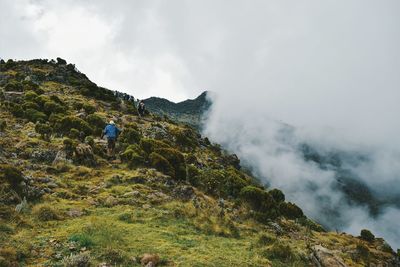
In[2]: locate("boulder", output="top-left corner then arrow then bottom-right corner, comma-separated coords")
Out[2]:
140,253 -> 159,266
75,143 -> 96,166
173,185 -> 195,201
311,245 -> 347,267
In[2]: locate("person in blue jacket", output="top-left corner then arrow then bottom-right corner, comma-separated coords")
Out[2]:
101,120 -> 121,158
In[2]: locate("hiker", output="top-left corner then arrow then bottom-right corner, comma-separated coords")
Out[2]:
101,120 -> 121,158
138,100 -> 146,117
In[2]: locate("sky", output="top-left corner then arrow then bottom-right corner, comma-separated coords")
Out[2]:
1,0 -> 400,248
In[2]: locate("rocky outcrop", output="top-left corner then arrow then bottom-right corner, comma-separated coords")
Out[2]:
311,245 -> 347,267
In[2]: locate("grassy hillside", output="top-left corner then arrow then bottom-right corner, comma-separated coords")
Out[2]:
0,59 -> 398,266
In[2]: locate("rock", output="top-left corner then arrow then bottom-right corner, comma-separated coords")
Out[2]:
31,149 -> 57,163
104,196 -> 118,207
52,150 -> 70,165
140,253 -> 160,266
173,185 -> 195,201
311,245 -> 347,267
75,143 -> 96,166
67,209 -> 84,218
27,132 -> 37,138
142,204 -> 151,209
123,190 -> 140,197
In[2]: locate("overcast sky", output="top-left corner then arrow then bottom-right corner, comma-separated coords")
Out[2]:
2,0 -> 400,247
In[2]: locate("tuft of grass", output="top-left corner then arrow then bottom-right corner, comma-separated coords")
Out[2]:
32,204 -> 61,221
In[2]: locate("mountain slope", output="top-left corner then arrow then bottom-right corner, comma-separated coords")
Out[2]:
143,91 -> 211,129
0,59 -> 398,266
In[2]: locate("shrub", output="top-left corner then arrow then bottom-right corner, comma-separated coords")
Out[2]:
0,120 -> 6,132
64,138 -> 78,157
149,152 -> 174,177
9,103 -> 24,117
59,116 -> 93,136
35,123 -> 52,140
140,138 -> 170,155
56,57 -> 67,65
43,101 -> 66,115
197,169 -> 224,196
223,168 -> 249,197
240,186 -> 276,212
83,103 -> 96,114
22,101 -> 40,110
68,128 -> 80,139
120,145 -> 145,168
118,212 -> 133,223
85,136 -> 95,146
269,189 -> 285,203
170,127 -> 198,150
86,113 -> 106,135
24,90 -> 38,101
33,204 -> 60,221
24,108 -> 47,123
120,126 -> 141,144
279,202 -> 304,219
356,243 -> 369,259
187,164 -> 200,186
0,164 -> 24,193
4,81 -> 22,91
360,229 -> 375,242
50,95 -> 63,104
155,148 -> 186,180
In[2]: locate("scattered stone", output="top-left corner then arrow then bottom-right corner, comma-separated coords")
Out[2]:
141,253 -> 160,266
123,190 -> 140,197
173,185 -> 195,201
311,245 -> 347,267
67,209 -> 84,218
52,150 -> 69,165
75,143 -> 96,166
142,204 -> 151,209
31,149 -> 57,163
104,196 -> 118,207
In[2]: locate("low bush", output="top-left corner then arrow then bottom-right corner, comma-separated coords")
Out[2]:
86,113 -> 106,135
360,229 -> 375,242
59,116 -> 93,136
68,128 -> 80,139
279,202 -> 304,219
83,103 -> 96,114
187,164 -> 201,186
149,152 -> 174,177
4,81 -> 22,91
35,123 -> 52,140
121,145 -> 145,168
120,126 -> 141,145
24,108 -> 47,123
269,189 -> 285,203
0,164 -> 24,195
240,186 -> 276,212
24,90 -> 38,101
22,101 -> 40,110
43,100 -> 66,115
170,127 -> 198,150
140,138 -> 170,155
155,148 -> 186,180
0,120 -> 6,132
